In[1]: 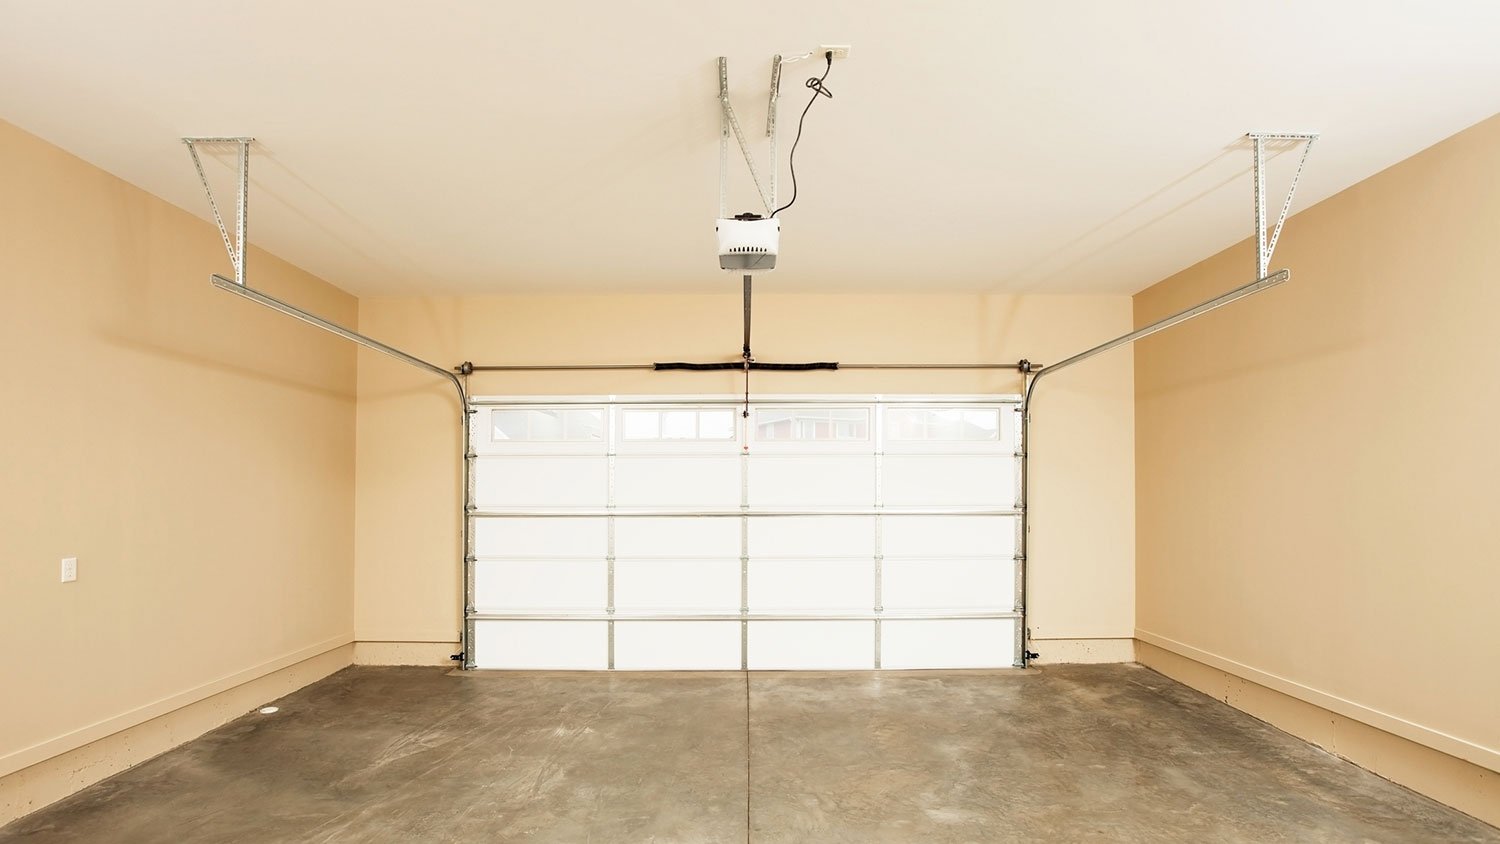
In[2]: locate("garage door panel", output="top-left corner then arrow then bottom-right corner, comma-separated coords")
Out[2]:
470,396 -> 1020,671
749,559 -> 872,612
749,455 -> 874,507
615,518 -> 740,558
474,620 -> 608,670
880,619 -> 1017,669
881,558 -> 1015,611
748,516 -> 876,557
883,454 -> 1015,507
883,516 -> 1015,558
475,559 -> 607,610
748,621 -> 873,669
474,518 -> 608,558
614,559 -> 740,611
614,621 -> 740,670
473,456 -> 606,509
615,456 -> 739,509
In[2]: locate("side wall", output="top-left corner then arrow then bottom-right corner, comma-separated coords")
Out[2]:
0,121 -> 358,821
1134,115 -> 1500,824
354,293 -> 1137,665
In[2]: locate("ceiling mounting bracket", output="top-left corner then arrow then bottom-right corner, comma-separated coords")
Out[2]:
178,134 -> 464,402
181,136 -> 254,286
1247,131 -> 1318,277
718,55 -> 782,217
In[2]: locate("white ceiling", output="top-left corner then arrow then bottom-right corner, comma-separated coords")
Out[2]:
3,2 -> 1500,296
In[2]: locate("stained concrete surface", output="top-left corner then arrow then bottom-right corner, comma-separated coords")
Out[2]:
2,664 -> 1495,843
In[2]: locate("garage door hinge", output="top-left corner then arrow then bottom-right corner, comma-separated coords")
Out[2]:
1025,650 -> 1039,661
450,651 -> 465,662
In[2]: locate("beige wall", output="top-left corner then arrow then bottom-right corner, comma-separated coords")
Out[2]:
1134,114 -> 1500,812
355,293 -> 1136,659
0,121 -> 357,803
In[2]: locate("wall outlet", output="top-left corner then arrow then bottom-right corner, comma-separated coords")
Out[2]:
819,44 -> 852,60
61,557 -> 77,583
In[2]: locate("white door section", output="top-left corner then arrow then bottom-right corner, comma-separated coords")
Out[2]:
467,396 -> 1021,670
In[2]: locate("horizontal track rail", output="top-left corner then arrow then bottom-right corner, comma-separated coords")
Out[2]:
467,611 -> 1021,622
465,363 -> 1041,372
469,507 -> 1021,519
468,396 -> 1021,407
471,452 -> 1024,460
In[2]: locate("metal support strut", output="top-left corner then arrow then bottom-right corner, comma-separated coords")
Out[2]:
719,56 -> 782,216
184,138 -> 476,668
742,274 -> 754,417
182,137 -> 253,286
1019,271 -> 1292,665
1015,130 -> 1315,668
1248,132 -> 1317,277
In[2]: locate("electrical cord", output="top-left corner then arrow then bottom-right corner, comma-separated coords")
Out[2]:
771,53 -> 834,216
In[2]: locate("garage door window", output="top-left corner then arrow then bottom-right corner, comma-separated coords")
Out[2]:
491,408 -> 604,441
755,407 -> 870,441
622,408 -> 737,441
887,407 -> 1000,441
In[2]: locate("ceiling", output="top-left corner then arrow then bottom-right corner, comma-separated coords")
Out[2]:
3,2 -> 1500,296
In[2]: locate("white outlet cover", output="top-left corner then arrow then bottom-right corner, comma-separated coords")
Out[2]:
819,44 -> 852,60
61,556 -> 77,582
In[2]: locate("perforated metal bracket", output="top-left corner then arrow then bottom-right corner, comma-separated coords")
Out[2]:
718,56 -> 782,217
1247,132 -> 1318,277
181,137 -> 253,286
766,56 -> 783,137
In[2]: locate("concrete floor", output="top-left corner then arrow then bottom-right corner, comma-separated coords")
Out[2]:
3,665 -> 1495,843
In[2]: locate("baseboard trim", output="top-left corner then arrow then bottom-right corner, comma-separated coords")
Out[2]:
1135,630 -> 1500,773
1029,637 -> 1135,664
0,639 -> 353,826
1136,636 -> 1500,828
354,640 -> 460,666
0,633 -> 354,780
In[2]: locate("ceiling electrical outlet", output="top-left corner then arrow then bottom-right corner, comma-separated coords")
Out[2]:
820,44 -> 852,60
61,556 -> 77,583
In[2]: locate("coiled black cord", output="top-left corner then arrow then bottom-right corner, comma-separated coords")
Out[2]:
771,53 -> 834,216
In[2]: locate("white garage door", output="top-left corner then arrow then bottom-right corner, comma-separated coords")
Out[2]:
466,395 -> 1021,670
